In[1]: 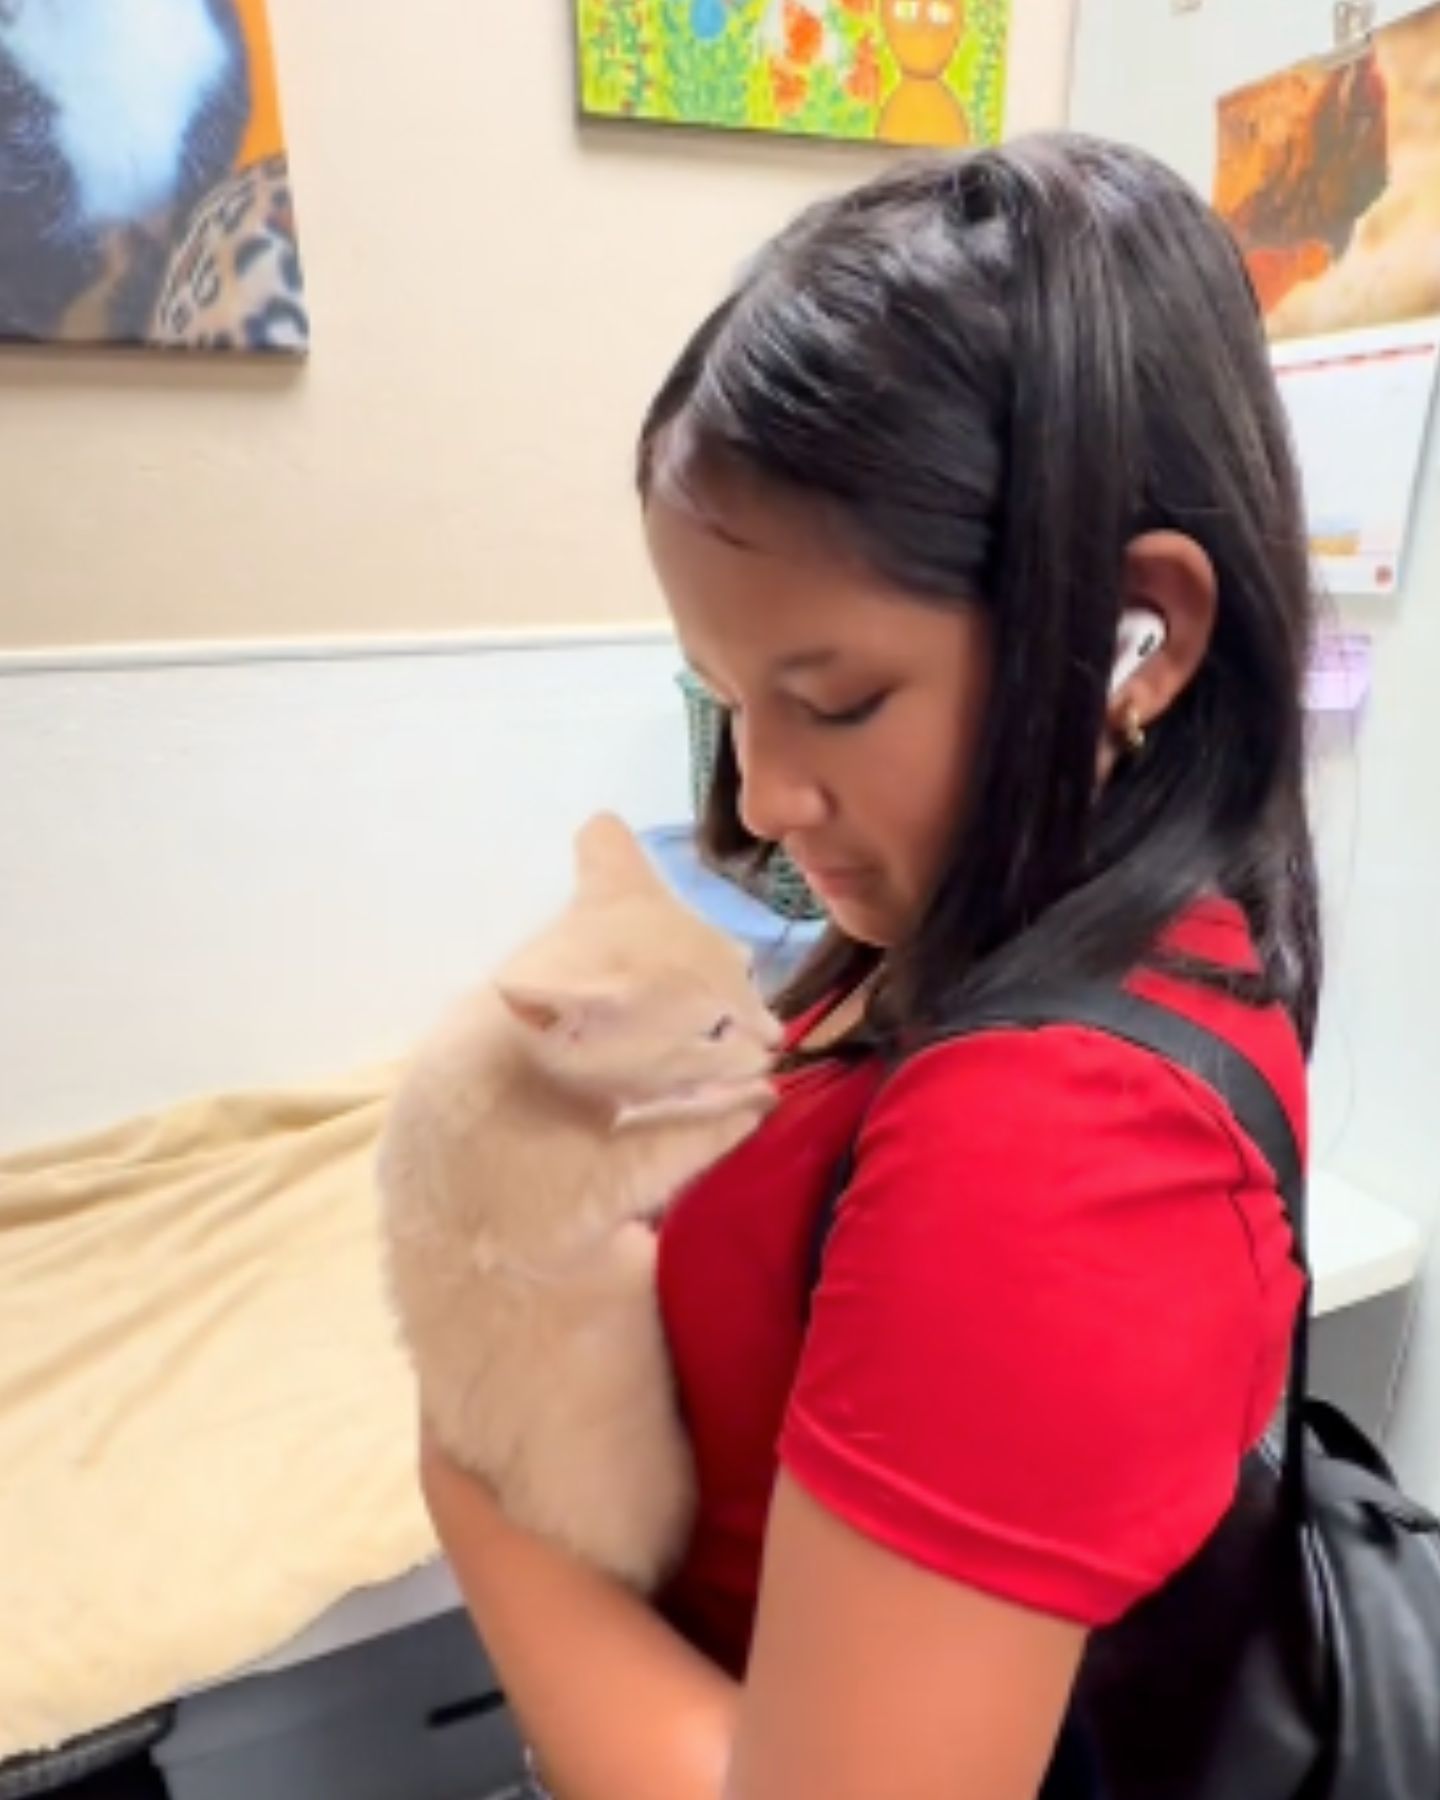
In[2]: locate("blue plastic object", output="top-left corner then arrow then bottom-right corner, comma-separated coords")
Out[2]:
640,825 -> 825,995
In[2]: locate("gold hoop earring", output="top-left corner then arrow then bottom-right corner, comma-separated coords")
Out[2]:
1121,706 -> 1147,756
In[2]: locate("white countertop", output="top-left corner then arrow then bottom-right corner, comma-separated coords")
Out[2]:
1309,1167 -> 1425,1316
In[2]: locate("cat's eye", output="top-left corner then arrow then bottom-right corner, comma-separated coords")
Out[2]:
706,1016 -> 734,1042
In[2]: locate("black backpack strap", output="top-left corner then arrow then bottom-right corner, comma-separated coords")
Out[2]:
804,983 -> 1312,1501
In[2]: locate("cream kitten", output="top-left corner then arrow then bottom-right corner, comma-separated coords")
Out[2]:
379,814 -> 779,1590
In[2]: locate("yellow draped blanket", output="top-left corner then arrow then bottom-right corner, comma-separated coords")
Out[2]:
0,1077 -> 437,1757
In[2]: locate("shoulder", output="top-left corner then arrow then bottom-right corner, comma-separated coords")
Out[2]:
781,931 -> 1306,1624
851,1006 -> 1281,1247
818,1016 -> 1277,1421
855,896 -> 1305,1224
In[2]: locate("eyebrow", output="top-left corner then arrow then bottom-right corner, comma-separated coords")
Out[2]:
774,649 -> 840,675
688,649 -> 842,693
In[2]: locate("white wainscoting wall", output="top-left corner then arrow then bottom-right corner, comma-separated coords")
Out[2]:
0,630 -> 686,1150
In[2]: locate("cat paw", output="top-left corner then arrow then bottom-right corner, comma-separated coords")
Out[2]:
700,1075 -> 778,1121
702,1089 -> 774,1158
737,1077 -> 779,1117
618,1077 -> 775,1130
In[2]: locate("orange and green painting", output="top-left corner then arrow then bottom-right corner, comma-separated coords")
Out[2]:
0,0 -> 307,354
576,0 -> 1010,147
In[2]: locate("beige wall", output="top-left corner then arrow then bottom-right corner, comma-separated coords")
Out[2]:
0,1 -> 1075,651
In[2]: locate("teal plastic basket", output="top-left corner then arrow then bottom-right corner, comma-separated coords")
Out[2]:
677,671 -> 824,923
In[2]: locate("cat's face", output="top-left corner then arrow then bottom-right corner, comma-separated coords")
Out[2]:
496,814 -> 780,1104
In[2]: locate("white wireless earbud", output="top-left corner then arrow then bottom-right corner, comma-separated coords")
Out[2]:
1109,608 -> 1167,696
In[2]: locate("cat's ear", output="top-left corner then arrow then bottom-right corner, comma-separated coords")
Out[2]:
496,979 -> 622,1043
573,812 -> 662,906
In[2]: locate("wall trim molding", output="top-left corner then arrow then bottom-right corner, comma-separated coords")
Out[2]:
0,621 -> 673,678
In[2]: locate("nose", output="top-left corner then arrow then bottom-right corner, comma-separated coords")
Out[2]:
732,716 -> 828,845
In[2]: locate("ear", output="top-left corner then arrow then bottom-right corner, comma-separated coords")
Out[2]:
496,983 -> 564,1034
1105,531 -> 1218,751
573,812 -> 662,906
496,979 -> 622,1044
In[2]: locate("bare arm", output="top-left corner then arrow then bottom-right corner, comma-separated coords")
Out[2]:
423,1437 -> 1083,1800
421,1427 -> 736,1800
728,1473 -> 1084,1800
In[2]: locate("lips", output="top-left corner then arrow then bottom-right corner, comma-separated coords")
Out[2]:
795,861 -> 872,898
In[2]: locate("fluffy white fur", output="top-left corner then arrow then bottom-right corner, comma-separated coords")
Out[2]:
379,815 -> 779,1590
1,0 -> 235,223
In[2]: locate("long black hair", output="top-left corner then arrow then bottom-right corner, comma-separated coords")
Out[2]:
639,133 -> 1321,1051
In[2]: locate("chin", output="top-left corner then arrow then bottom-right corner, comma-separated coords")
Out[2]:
825,896 -> 897,949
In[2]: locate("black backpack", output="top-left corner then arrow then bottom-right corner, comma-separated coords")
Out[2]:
805,984 -> 1440,1800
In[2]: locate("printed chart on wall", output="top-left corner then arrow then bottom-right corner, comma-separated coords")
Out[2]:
0,0 -> 308,355
1213,1 -> 1440,594
576,0 -> 1010,147
1273,320 -> 1440,596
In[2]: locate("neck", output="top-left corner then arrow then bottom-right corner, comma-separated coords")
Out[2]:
797,969 -> 881,1054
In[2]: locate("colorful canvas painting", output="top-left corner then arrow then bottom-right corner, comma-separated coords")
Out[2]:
576,1 -> 1010,148
0,0 -> 307,354
1215,0 -> 1440,342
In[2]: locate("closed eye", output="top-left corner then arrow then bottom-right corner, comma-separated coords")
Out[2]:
802,691 -> 889,728
706,1016 -> 734,1042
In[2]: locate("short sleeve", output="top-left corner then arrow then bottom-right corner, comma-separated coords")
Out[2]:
779,1025 -> 1296,1626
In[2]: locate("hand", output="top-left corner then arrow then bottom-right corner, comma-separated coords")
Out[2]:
418,1416 -> 513,1552
617,1076 -> 776,1130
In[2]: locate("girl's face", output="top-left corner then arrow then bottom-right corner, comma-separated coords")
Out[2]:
647,478 -> 991,949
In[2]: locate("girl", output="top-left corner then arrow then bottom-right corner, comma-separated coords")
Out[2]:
421,132 -> 1316,1800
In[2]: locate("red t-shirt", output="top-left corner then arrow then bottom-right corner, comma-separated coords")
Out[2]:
656,899 -> 1306,1676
